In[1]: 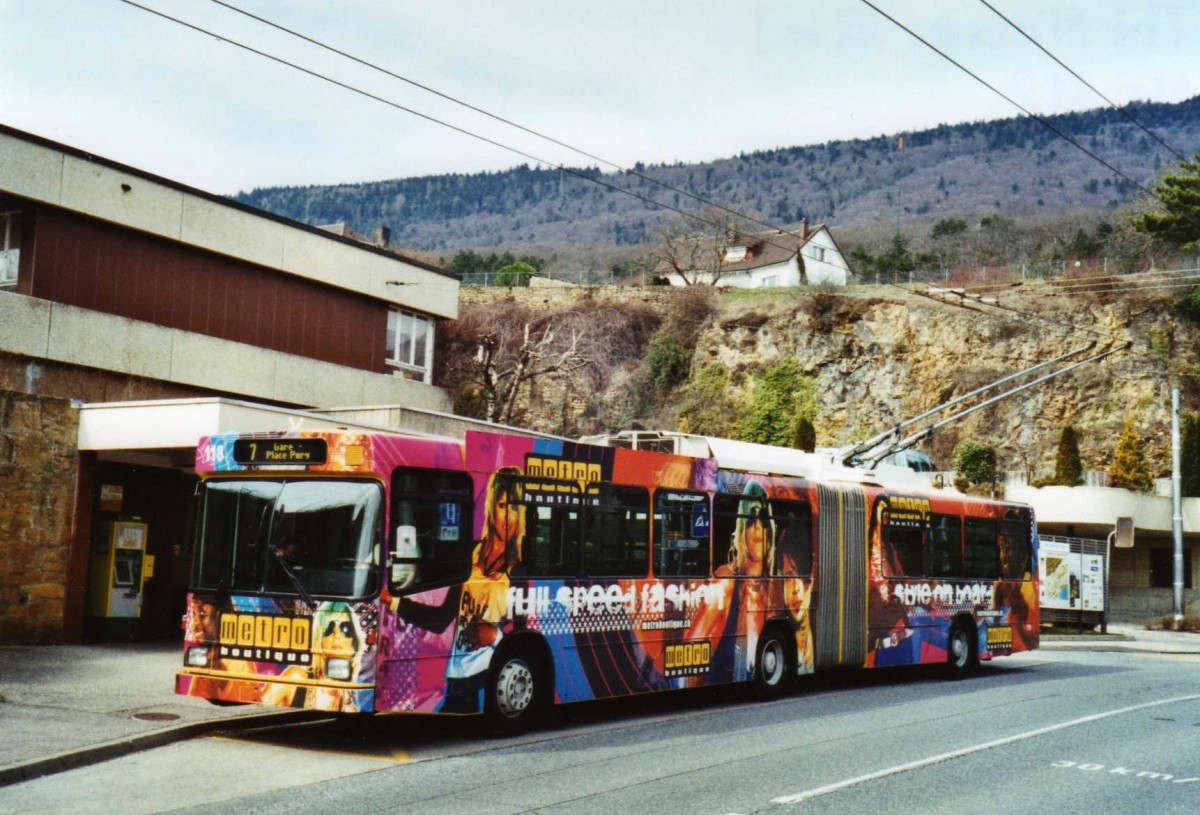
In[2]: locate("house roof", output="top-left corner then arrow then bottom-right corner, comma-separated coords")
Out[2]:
721,225 -> 827,272
318,222 -> 371,243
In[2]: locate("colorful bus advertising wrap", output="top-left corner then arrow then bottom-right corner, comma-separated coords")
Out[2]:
178,429 -> 1038,718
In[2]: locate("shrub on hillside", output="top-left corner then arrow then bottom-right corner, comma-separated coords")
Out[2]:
676,364 -> 745,439
953,439 -> 997,484
741,362 -> 817,448
643,332 -> 692,393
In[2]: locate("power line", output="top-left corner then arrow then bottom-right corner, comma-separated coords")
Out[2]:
116,0 -> 811,262
975,0 -> 1188,162
856,0 -> 1163,204
207,0 -> 804,244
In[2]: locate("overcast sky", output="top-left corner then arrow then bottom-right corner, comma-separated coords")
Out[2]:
3,1 -> 1197,196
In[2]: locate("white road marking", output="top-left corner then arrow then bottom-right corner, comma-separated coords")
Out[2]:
771,693 -> 1200,805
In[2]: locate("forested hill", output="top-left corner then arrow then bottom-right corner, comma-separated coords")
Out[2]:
233,96 -> 1200,254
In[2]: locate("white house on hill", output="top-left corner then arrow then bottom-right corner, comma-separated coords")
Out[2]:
665,220 -> 852,288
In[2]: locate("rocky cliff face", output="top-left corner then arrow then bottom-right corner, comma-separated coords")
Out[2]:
459,282 -> 1189,479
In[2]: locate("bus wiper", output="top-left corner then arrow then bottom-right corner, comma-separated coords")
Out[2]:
274,547 -> 317,610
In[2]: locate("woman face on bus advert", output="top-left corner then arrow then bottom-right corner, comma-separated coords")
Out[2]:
321,614 -> 358,656
742,511 -> 768,575
480,469 -> 523,576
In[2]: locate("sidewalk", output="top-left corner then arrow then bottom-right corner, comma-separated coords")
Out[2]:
1038,622 -> 1200,654
0,643 -> 318,787
2,626 -> 1199,788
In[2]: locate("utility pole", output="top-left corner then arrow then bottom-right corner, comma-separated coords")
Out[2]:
1172,387 -> 1185,627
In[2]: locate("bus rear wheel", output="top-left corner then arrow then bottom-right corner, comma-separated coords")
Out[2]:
484,647 -> 543,736
946,622 -> 978,680
753,627 -> 794,700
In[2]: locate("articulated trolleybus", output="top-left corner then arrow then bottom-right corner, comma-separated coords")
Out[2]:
177,428 -> 1038,732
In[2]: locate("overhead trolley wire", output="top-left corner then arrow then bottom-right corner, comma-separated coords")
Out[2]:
115,0 -> 813,259
974,0 -> 1189,163
207,0 -> 806,245
857,0 -> 1163,204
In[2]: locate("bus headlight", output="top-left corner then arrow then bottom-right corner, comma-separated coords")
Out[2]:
326,658 -> 352,681
186,646 -> 210,667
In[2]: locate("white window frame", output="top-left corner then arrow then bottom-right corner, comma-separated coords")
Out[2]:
761,275 -> 780,288
386,308 -> 435,383
807,245 -> 826,263
0,211 -> 20,289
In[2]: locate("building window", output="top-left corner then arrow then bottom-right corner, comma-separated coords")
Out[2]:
724,246 -> 748,263
807,245 -> 825,263
0,211 -> 20,289
761,275 -> 780,288
386,309 -> 434,382
1149,548 -> 1193,589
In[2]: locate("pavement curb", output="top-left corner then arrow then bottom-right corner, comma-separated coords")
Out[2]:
1038,643 -> 1200,655
0,709 -> 325,788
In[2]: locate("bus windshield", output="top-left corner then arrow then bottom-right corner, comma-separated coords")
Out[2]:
193,479 -> 382,600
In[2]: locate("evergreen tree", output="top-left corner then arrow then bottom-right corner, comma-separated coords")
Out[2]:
1132,154 -> 1200,251
1108,416 -> 1154,492
1053,425 -> 1084,486
1182,412 -> 1200,497
792,416 -> 817,452
494,261 -> 536,287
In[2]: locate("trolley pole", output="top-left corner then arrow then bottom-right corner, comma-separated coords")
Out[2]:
1172,387 -> 1185,628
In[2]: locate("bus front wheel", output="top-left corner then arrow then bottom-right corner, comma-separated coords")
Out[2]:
753,627 -> 794,700
946,622 -> 978,679
484,647 -> 543,736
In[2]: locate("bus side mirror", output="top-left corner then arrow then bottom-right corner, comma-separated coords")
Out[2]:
391,525 -> 421,588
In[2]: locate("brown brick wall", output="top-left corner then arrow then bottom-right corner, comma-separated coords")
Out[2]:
0,391 -> 79,643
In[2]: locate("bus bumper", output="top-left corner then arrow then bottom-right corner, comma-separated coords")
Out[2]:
176,669 -> 374,713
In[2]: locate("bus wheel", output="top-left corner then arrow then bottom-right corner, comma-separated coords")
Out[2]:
753,628 -> 793,700
946,622 -> 978,680
485,647 -> 542,736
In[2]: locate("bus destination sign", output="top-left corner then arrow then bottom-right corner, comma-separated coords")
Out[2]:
233,439 -> 328,466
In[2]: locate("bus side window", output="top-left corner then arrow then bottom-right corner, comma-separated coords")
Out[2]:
523,492 -> 582,578
711,493 -> 743,575
883,514 -> 924,577
652,489 -> 710,578
927,513 -> 963,578
964,517 -> 999,579
389,469 -> 473,591
998,517 -> 1031,580
771,499 -> 812,577
580,485 -> 649,577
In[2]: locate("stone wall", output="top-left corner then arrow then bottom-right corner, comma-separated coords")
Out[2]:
0,391 -> 79,643
458,282 -> 679,310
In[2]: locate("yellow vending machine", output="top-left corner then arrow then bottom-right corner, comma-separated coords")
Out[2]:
86,520 -> 154,640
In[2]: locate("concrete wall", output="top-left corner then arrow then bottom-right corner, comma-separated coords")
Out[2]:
0,292 -> 451,412
1109,544 -> 1200,623
0,392 -> 78,642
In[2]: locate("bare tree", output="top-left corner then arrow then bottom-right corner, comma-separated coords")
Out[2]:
652,206 -> 753,286
475,316 -> 591,425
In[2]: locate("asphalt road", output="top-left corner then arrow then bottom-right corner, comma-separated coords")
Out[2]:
2,650 -> 1198,815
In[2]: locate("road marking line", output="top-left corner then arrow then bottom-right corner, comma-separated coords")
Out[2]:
771,694 -> 1200,805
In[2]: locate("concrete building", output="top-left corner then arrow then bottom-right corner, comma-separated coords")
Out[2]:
0,123 -> 460,643
1008,483 -> 1199,624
